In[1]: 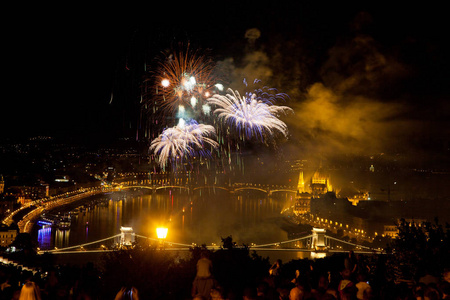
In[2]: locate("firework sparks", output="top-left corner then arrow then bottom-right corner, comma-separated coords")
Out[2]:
153,46 -> 217,115
244,79 -> 289,105
207,88 -> 293,140
150,120 -> 219,169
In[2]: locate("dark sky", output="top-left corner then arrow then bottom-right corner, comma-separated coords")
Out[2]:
2,3 -> 449,160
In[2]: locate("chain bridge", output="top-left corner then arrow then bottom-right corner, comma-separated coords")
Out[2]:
37,227 -> 382,255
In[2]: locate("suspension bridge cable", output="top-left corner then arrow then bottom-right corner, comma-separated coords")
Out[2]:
134,234 -> 193,248
42,234 -> 122,253
325,235 -> 374,250
251,235 -> 313,248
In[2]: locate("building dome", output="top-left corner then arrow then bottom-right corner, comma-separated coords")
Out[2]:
310,165 -> 332,198
312,168 -> 327,184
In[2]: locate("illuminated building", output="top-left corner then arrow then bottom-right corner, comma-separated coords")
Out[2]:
348,192 -> 370,206
0,229 -> 17,247
295,192 -> 311,215
383,225 -> 398,238
294,170 -> 311,215
383,218 -> 427,238
310,164 -> 332,198
9,185 -> 48,203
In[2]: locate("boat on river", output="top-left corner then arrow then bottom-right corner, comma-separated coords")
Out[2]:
57,215 -> 71,230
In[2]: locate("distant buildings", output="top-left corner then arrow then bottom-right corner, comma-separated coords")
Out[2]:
0,136 -> 149,214
383,218 -> 427,238
0,228 -> 17,247
0,176 -> 18,247
292,163 -> 442,240
6,184 -> 49,205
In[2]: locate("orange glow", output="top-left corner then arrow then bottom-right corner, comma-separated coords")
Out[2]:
156,227 -> 168,239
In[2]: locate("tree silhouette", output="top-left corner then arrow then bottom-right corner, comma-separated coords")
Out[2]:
386,218 -> 450,282
221,235 -> 236,250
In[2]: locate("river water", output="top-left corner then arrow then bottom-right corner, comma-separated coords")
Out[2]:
33,189 -> 309,263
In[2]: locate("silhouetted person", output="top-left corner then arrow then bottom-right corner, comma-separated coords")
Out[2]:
270,259 -> 282,277
18,271 -> 41,300
338,269 -> 354,300
192,251 -> 216,299
355,273 -> 370,300
43,269 -> 59,300
269,259 -> 283,288
289,286 -> 304,300
344,251 -> 357,276
340,285 -> 358,300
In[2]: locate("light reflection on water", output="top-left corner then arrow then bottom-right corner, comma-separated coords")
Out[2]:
35,190 -> 296,260
37,227 -> 71,249
37,227 -> 51,249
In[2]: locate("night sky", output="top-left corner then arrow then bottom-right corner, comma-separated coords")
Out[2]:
3,3 -> 449,163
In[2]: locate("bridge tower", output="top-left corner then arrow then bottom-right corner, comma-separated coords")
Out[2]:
311,228 -> 327,250
119,226 -> 135,247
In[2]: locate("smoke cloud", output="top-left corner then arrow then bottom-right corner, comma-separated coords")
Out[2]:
286,82 -> 404,156
285,29 -> 445,161
212,11 -> 449,167
215,50 -> 273,91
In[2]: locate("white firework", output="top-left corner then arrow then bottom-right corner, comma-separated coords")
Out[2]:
207,88 -> 293,140
150,121 -> 218,169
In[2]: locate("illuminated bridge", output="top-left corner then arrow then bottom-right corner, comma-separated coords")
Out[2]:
119,182 -> 298,196
3,182 -> 294,235
37,227 -> 383,255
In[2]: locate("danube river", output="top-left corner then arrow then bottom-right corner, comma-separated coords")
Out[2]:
32,189 -> 307,263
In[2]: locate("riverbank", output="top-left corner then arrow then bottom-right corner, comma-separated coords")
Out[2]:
8,187 -> 115,233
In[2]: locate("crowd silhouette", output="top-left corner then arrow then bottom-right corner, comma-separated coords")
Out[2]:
0,219 -> 449,300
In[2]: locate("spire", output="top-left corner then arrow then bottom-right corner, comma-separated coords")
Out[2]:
297,170 -> 305,193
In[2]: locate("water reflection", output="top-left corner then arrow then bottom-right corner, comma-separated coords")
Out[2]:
55,229 -> 70,249
37,227 -> 70,249
37,227 -> 51,249
35,190 -> 290,252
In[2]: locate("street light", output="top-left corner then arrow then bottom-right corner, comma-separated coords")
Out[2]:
156,227 -> 168,249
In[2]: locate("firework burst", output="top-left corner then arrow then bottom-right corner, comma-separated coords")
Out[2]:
150,120 -> 219,169
153,46 -> 217,116
207,88 -> 293,140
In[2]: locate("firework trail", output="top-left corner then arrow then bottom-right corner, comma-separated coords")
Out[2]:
207,88 -> 293,140
150,120 -> 219,169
